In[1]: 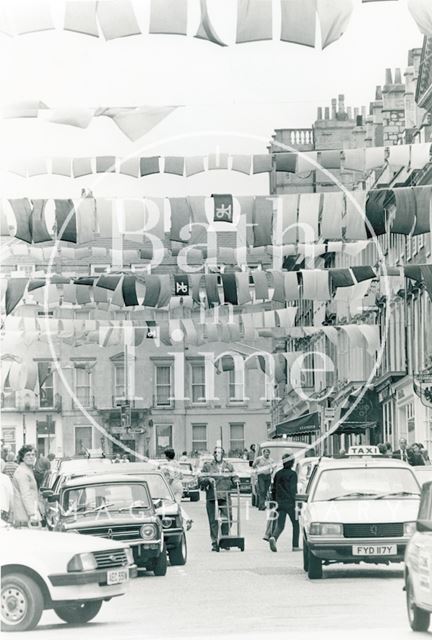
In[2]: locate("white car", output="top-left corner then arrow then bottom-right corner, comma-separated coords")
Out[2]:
1,524 -> 136,632
299,446 -> 421,580
405,480 -> 432,632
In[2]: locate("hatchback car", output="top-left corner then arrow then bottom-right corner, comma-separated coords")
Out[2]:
299,447 -> 421,579
405,480 -> 432,632
47,474 -> 167,576
1,523 -> 136,632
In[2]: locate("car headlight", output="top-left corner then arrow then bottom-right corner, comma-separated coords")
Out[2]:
161,517 -> 173,529
67,553 -> 98,572
404,521 -> 417,537
140,524 -> 158,539
66,528 -> 79,534
309,523 -> 343,537
125,547 -> 134,565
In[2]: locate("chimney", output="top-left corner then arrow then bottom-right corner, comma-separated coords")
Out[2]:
385,68 -> 393,85
356,115 -> 363,127
354,107 -> 359,118
317,107 -> 323,120
394,67 -> 402,84
361,105 -> 367,118
338,94 -> 345,114
331,98 -> 337,119
324,106 -> 330,119
347,106 -> 352,120
375,85 -> 382,100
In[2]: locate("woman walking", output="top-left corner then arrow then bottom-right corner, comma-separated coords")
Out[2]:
12,445 -> 42,527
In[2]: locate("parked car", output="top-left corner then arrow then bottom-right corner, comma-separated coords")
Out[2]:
1,522 -> 136,632
225,458 -> 253,494
405,479 -> 432,632
42,458 -> 113,493
46,474 -> 167,576
178,462 -> 200,501
93,463 -> 189,566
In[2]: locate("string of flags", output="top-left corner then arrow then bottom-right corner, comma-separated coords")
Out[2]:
0,0 -> 430,46
1,142 -> 430,177
2,263 -> 431,316
1,187 -> 431,250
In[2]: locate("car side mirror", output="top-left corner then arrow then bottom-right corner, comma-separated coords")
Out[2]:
41,489 -> 53,498
47,493 -> 60,503
296,493 -> 308,502
416,519 -> 432,533
153,498 -> 163,509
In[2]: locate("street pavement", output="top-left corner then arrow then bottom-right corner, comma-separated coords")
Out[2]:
18,495 -> 417,640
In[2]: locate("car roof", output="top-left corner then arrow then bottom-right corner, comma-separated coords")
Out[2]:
259,441 -> 308,449
316,457 -> 415,470
62,473 -> 151,488
101,462 -> 160,473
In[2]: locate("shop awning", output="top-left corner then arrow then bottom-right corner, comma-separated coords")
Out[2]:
275,412 -> 320,437
335,390 -> 381,434
334,421 -> 378,435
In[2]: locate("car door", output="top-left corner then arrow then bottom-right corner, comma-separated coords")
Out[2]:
416,482 -> 432,607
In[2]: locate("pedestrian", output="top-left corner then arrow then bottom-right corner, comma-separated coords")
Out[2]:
33,451 -> 50,489
0,469 -> 13,522
384,442 -> 393,458
180,451 -> 188,462
3,452 -> 18,480
199,446 -> 239,551
410,443 -> 426,466
247,444 -> 256,468
252,448 -> 274,510
377,443 -> 387,455
121,454 -> 130,463
392,438 -> 412,463
12,445 -> 42,528
418,443 -> 431,464
337,448 -> 347,458
305,447 -> 316,458
162,448 -> 183,504
268,452 -> 299,553
113,453 -> 121,463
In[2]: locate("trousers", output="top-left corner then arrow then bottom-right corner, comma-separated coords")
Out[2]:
257,474 -> 271,509
206,498 -> 231,544
273,505 -> 299,548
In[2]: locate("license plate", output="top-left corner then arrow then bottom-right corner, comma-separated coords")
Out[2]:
352,544 -> 397,556
107,569 -> 128,585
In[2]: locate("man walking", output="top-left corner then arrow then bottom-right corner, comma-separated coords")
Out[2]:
199,446 -> 239,551
268,453 -> 299,553
392,438 -> 412,463
253,448 -> 274,510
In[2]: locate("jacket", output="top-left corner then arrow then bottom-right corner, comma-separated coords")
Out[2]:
271,466 -> 298,510
12,463 -> 41,525
199,460 -> 238,501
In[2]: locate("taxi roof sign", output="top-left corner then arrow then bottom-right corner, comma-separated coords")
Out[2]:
348,445 -> 381,456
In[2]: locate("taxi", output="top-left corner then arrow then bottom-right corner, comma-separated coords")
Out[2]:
299,446 -> 421,580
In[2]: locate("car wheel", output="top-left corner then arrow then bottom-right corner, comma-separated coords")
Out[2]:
406,575 -> 430,632
307,550 -> 323,580
153,547 -> 168,576
54,601 -> 102,625
169,533 -> 187,566
1,573 -> 44,632
190,493 -> 200,502
303,539 -> 309,572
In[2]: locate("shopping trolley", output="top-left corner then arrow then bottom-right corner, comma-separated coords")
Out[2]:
210,478 -> 245,552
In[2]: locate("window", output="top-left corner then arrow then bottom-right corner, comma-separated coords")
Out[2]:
74,310 -> 90,320
229,368 -> 245,402
74,426 -> 92,455
90,264 -> 111,275
191,363 -> 206,403
155,365 -> 172,407
114,364 -> 125,401
74,365 -> 93,408
38,362 -> 54,408
229,423 -> 244,456
155,424 -> 172,457
192,424 -> 207,452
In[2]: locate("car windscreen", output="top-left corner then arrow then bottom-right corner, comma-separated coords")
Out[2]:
257,446 -> 305,464
62,482 -> 150,513
312,467 -> 421,502
230,461 -> 251,474
297,460 -> 317,483
138,473 -> 173,501
414,467 -> 432,485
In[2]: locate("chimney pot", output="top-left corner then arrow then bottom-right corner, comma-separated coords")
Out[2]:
394,67 -> 402,84
347,106 -> 352,119
361,105 -> 367,117
385,68 -> 393,85
356,115 -> 363,127
375,85 -> 383,100
317,107 -> 323,120
331,98 -> 337,119
354,107 -> 359,117
338,94 -> 345,113
324,107 -> 330,119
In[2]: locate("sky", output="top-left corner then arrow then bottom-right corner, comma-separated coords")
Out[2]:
0,0 -> 424,197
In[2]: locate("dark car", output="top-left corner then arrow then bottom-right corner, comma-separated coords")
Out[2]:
92,463 -> 189,566
225,458 -> 252,494
179,462 -> 200,501
46,474 -> 167,576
